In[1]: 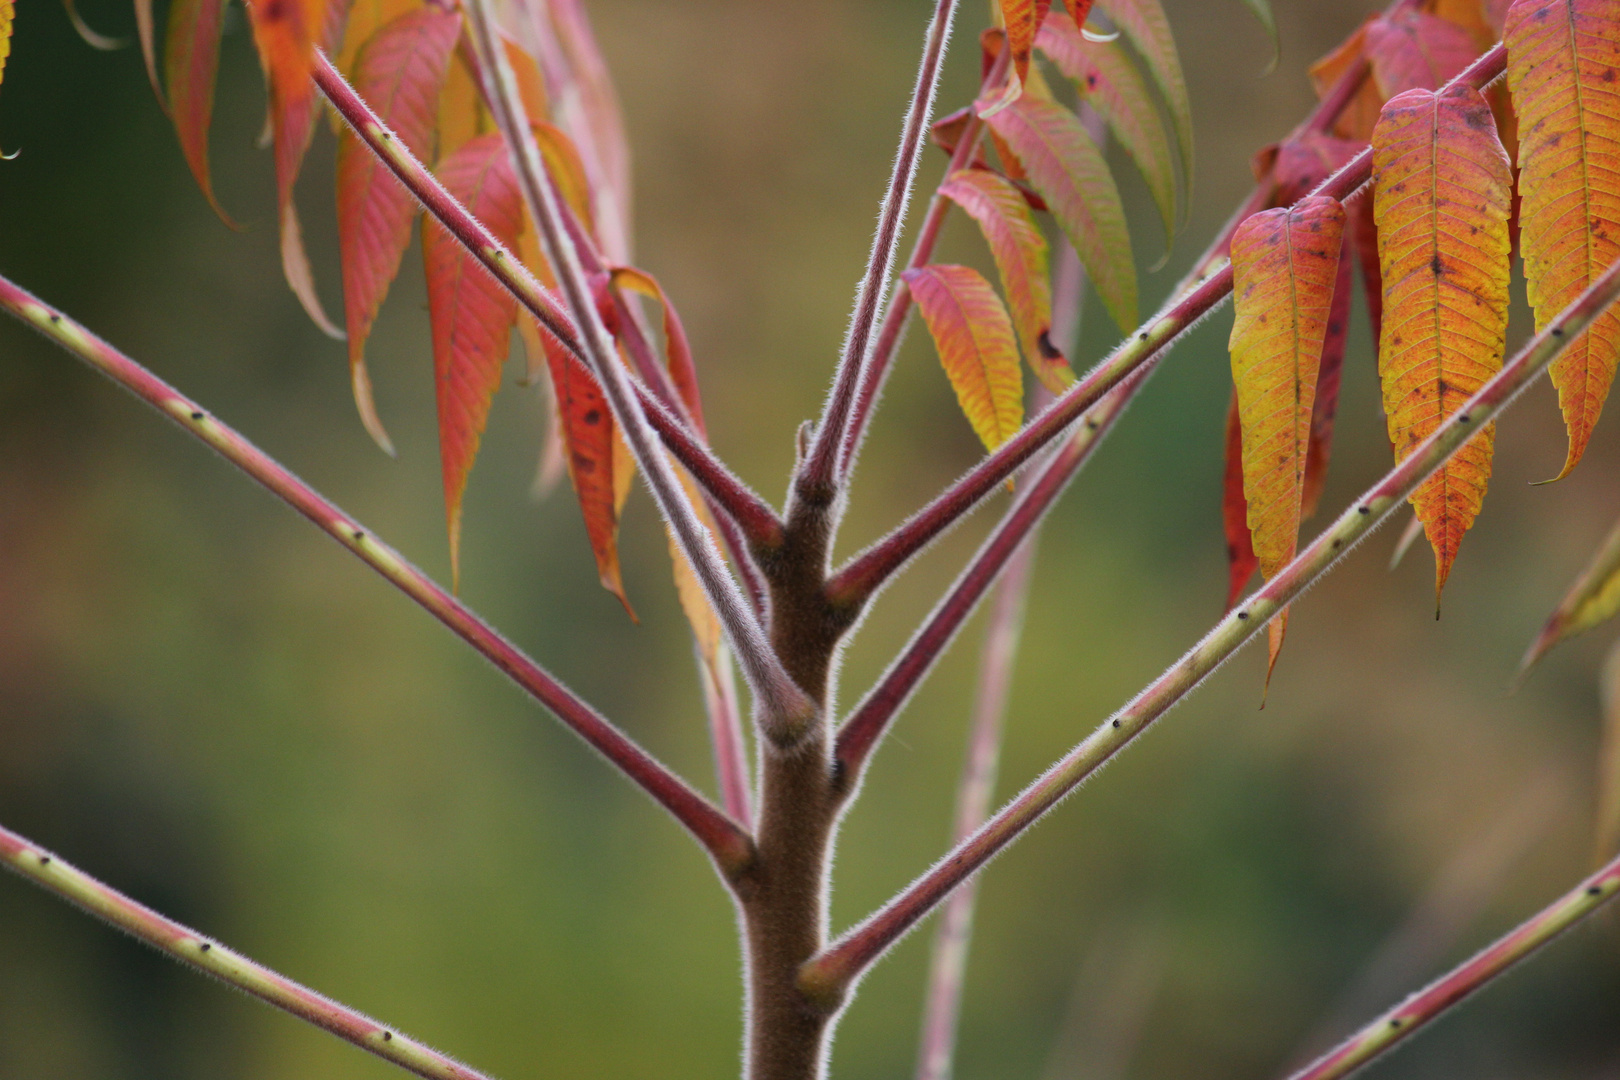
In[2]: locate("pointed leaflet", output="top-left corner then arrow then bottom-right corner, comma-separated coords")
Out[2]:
337,4 -> 461,453
1371,84 -> 1512,605
1521,513 -> 1620,673
986,95 -> 1137,331
939,169 -> 1075,393
1038,17 -> 1176,248
902,266 -> 1025,453
437,53 -> 488,161
1222,392 -> 1258,612
516,226 -> 634,612
1228,196 -> 1346,673
1505,0 -> 1620,479
1365,9 -> 1484,100
1094,0 -> 1192,197
0,1 -> 10,91
65,0 -> 125,50
422,134 -> 524,586
164,0 -> 233,223
985,0 -> 1052,116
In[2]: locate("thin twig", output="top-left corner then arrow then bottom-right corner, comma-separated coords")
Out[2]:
0,823 -> 499,1080
1282,850 -> 1620,1080
826,44 -> 1507,609
913,533 -> 1038,1080
801,243 -> 1620,996
311,51 -> 785,552
798,0 -> 961,499
0,275 -> 753,876
461,0 -> 814,744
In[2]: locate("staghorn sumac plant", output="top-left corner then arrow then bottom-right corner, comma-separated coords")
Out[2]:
2,0 -> 1620,1077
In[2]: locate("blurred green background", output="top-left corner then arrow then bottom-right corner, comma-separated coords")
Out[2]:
1,1 -> 1618,1077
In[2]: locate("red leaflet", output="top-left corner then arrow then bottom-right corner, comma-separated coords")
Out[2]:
335,0 -> 420,74
163,0 -> 232,223
609,267 -> 704,431
939,169 -> 1075,393
247,0 -> 325,122
1066,0 -> 1096,33
1365,8 -> 1483,99
902,265 -> 1025,453
422,134 -> 524,586
985,0 -> 1054,116
1268,132 -> 1364,207
336,4 -> 461,453
1222,392 -> 1258,612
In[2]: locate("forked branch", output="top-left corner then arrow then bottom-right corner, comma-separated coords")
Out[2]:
826,43 -> 1509,608
0,275 -> 753,877
802,245 -> 1620,997
0,823 -> 499,1080
797,0 -> 961,500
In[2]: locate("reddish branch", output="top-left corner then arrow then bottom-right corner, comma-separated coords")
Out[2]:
0,274 -> 753,877
798,0 -> 962,499
802,243 -> 1620,997
0,824 -> 500,1080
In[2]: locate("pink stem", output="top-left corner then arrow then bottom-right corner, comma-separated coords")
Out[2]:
798,0 -> 961,498
311,51 -> 784,552
0,275 -> 753,877
827,44 -> 1507,607
912,533 -> 1038,1080
802,240 -> 1620,997
1284,852 -> 1620,1080
0,823 -> 500,1080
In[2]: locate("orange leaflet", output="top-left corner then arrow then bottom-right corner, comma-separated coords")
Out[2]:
1095,0 -> 1192,194
1505,0 -> 1620,479
516,226 -> 635,613
1371,84 -> 1512,607
939,169 -> 1074,394
1228,196 -> 1346,674
1038,16 -> 1175,248
422,134 -> 524,587
164,0 -> 232,223
1365,8 -> 1483,99
1310,21 -> 1382,143
985,95 -> 1136,331
901,265 -> 1025,453
1300,232 -> 1353,521
1222,392 -> 1259,612
336,4 -> 461,454
1521,513 -> 1620,674
247,0 -> 325,120
437,53 -> 489,161
983,0 -> 1053,117
0,1 -> 11,91
533,120 -> 596,235
608,267 -> 705,431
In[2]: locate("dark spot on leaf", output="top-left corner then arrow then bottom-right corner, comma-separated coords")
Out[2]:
583,409 -> 602,425
1431,256 -> 1443,276
1086,74 -> 1098,89
573,454 -> 596,473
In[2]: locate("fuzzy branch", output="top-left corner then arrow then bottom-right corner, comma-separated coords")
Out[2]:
798,0 -> 961,499
0,822 -> 500,1080
310,51 -> 785,552
0,275 -> 753,876
801,243 -> 1620,997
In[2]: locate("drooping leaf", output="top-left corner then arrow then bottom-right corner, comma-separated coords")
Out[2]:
533,120 -> 596,235
1309,21 -> 1383,142
939,169 -> 1075,393
1504,0 -> 1620,479
983,0 -> 1052,117
1228,196 -> 1346,675
1094,0 -> 1192,195
1371,84 -> 1512,607
1222,391 -> 1259,612
1037,16 -> 1176,248
1365,8 -> 1484,99
422,133 -> 524,586
985,95 -> 1137,331
336,4 -> 461,454
1520,512 -> 1620,673
667,466 -> 723,666
165,0 -> 233,223
902,265 -> 1025,453
1299,235 -> 1353,521
261,0 -> 347,339
335,0 -> 419,74
608,266 -> 705,429
1434,0 -> 1500,48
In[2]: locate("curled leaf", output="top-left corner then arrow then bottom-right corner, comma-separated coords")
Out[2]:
940,169 -> 1075,393
422,134 -> 524,587
336,4 -> 461,453
1038,16 -> 1176,249
65,0 -> 125,50
1521,513 -> 1620,674
1371,84 -> 1512,607
902,265 -> 1025,453
985,95 -> 1137,331
164,0 -> 234,223
608,266 -> 705,429
1504,0 -> 1620,479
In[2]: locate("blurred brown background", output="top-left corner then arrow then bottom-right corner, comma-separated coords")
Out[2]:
1,0 -> 1618,1077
